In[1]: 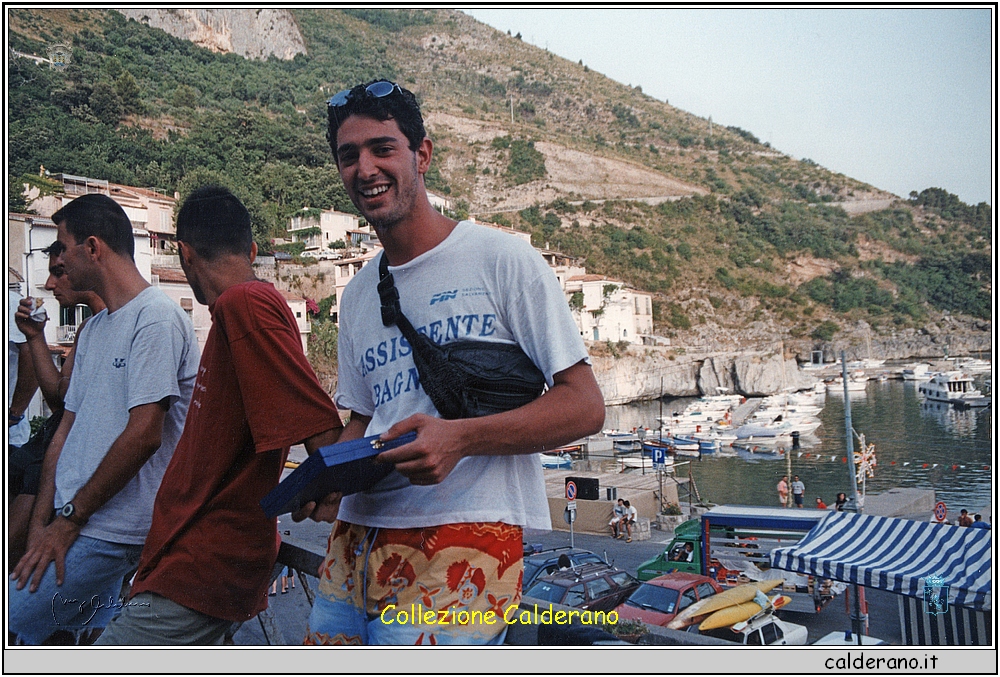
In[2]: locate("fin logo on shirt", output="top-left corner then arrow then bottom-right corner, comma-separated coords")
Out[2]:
112,358 -> 126,369
429,290 -> 458,306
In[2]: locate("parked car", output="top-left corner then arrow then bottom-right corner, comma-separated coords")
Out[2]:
272,251 -> 292,261
522,547 -> 607,590
523,562 -> 641,613
614,572 -> 723,626
686,613 -> 808,646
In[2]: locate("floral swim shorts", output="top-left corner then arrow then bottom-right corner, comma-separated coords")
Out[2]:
304,521 -> 523,645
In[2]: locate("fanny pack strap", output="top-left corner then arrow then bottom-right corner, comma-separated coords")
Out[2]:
375,252 -> 545,420
377,252 -> 466,418
377,252 -> 422,344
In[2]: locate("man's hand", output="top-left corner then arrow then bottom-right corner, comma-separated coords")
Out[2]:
14,298 -> 47,340
10,518 -> 81,592
377,414 -> 468,485
291,492 -> 343,524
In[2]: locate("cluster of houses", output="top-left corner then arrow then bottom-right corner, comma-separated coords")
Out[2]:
8,171 -> 659,422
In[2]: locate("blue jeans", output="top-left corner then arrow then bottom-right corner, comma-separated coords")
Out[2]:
8,535 -> 143,644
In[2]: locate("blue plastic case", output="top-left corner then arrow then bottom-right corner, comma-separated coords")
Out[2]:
260,431 -> 417,518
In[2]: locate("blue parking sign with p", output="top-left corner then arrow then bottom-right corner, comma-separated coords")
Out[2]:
652,447 -> 667,468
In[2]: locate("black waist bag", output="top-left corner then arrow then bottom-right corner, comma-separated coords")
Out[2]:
377,253 -> 547,419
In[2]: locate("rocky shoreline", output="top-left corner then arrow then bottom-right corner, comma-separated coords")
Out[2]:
591,328 -> 992,404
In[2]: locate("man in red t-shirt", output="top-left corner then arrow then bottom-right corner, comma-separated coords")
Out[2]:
97,186 -> 343,645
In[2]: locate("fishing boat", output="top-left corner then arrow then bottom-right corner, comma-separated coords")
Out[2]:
949,357 -> 992,374
918,371 -> 991,408
643,436 -> 700,458
540,452 -> 573,469
620,455 -> 673,471
733,444 -> 785,461
825,372 -> 868,393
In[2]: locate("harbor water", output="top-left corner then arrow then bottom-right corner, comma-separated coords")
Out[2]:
603,377 -> 993,515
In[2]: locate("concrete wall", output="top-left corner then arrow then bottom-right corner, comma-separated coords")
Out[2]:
547,492 -> 660,535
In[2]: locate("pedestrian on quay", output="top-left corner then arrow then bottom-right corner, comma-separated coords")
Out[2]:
969,514 -> 991,530
815,497 -> 827,510
301,79 -> 605,645
958,509 -> 974,527
777,475 -> 789,507
834,492 -> 848,511
623,500 -> 638,543
610,498 -> 626,539
791,476 -> 805,508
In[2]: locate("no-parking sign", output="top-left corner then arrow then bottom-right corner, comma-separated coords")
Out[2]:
933,501 -> 947,523
566,481 -> 577,501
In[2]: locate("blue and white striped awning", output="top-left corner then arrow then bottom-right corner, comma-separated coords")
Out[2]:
771,512 -> 992,611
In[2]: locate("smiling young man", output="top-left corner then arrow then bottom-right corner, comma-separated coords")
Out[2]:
302,80 -> 605,645
8,194 -> 198,644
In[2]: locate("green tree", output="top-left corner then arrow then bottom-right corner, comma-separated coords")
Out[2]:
811,321 -> 840,341
114,71 -> 142,113
506,139 -> 546,185
172,84 -> 199,109
88,81 -> 123,125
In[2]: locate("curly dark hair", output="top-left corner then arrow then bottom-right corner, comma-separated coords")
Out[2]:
326,79 -> 425,163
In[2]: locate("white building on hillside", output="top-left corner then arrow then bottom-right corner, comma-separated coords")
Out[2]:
25,173 -> 178,258
151,267 -> 212,350
288,208 -> 360,251
564,274 -> 653,344
329,250 -> 379,323
277,290 -> 311,354
427,191 -> 452,214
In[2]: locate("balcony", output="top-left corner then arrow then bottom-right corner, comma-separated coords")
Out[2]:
56,325 -> 77,344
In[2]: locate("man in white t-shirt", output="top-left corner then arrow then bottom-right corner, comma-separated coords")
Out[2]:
623,500 -> 638,543
300,80 -> 605,646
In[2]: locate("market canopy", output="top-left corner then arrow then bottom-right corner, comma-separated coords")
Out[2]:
770,512 -> 992,611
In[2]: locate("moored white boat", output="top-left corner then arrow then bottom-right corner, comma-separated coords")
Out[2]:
826,372 -> 868,393
918,371 -> 991,408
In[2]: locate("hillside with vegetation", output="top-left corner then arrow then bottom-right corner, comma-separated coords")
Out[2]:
7,8 -> 991,357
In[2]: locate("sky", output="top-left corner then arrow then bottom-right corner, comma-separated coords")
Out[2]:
463,8 -> 994,206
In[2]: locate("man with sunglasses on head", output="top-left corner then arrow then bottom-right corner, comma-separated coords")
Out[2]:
301,80 -> 605,645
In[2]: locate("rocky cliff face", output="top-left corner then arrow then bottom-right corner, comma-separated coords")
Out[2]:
787,318 -> 992,365
116,9 -> 306,60
591,347 -> 818,404
592,323 -> 991,404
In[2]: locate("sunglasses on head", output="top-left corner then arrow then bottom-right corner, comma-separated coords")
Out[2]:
328,80 -> 403,120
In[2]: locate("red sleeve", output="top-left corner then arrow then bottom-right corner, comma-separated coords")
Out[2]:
216,284 -> 341,453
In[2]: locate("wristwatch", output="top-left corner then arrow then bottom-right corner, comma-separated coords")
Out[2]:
59,502 -> 88,527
